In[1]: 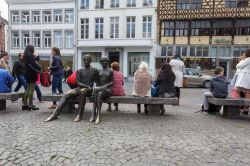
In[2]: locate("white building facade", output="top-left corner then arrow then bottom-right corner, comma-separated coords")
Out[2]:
76,0 -> 158,77
6,0 -> 76,66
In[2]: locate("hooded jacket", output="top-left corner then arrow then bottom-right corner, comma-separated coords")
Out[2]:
210,76 -> 229,98
50,55 -> 64,76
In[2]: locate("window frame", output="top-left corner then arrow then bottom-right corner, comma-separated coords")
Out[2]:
95,18 -> 104,39
142,16 -> 152,38
110,17 -> 119,38
11,11 -> 20,24
81,18 -> 89,39
126,16 -> 136,38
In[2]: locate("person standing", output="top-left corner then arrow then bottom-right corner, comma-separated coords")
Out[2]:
22,45 -> 41,111
0,52 -> 11,73
12,53 -> 26,92
169,55 -> 185,105
48,47 -> 64,109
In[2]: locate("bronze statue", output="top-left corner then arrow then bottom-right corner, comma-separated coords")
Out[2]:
90,57 -> 113,124
45,54 -> 98,122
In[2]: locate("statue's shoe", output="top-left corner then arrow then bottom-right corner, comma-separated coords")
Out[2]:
44,115 -> 57,122
74,115 -> 82,122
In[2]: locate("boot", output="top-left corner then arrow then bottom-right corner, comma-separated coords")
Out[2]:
44,114 -> 57,122
137,104 -> 141,114
74,114 -> 82,122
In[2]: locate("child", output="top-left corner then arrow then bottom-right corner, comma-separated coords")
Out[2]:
201,66 -> 229,114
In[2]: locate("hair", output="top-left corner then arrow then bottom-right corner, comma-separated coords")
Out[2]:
245,49 -> 250,58
173,54 -> 181,60
0,52 -> 8,59
18,53 -> 23,58
139,61 -> 148,71
111,62 -> 120,71
214,66 -> 224,75
24,45 -> 35,57
51,47 -> 61,56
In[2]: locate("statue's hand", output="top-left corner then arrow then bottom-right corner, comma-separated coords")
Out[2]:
95,86 -> 102,91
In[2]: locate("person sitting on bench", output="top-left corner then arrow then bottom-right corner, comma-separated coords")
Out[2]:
201,66 -> 229,114
0,67 -> 15,93
45,54 -> 98,122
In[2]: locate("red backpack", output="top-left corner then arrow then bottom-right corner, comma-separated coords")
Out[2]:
40,70 -> 51,87
67,71 -> 77,85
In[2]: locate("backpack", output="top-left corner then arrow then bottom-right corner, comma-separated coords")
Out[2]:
67,71 -> 77,86
40,70 -> 51,87
151,81 -> 159,97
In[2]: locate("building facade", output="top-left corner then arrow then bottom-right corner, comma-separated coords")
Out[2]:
158,0 -> 250,78
77,0 -> 158,78
0,15 -> 8,53
6,0 -> 76,68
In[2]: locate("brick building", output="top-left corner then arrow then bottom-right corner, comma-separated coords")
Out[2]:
0,15 -> 8,53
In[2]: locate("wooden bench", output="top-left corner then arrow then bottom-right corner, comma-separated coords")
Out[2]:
208,97 -> 250,118
0,92 -> 24,111
41,93 -> 178,115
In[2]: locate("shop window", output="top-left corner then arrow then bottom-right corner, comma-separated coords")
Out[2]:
161,47 -> 167,56
191,21 -> 210,36
190,46 -> 196,56
203,46 -> 209,57
162,21 -> 174,37
182,46 -> 187,57
167,46 -> 173,57
196,46 -> 202,57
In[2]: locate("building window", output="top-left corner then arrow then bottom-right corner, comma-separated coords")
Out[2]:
128,52 -> 150,77
81,0 -> 89,9
96,0 -> 104,9
43,11 -> 52,23
54,31 -> 62,48
143,0 -> 153,6
142,16 -> 152,38
22,11 -> 30,24
33,31 -> 40,48
176,0 -> 203,10
176,21 -> 189,36
127,17 -> 136,38
12,31 -> 20,48
111,0 -> 120,8
110,17 -> 119,38
225,0 -> 249,8
65,30 -> 74,49
22,31 -> 30,48
54,10 -> 63,23
161,21 -> 174,37
235,19 -> 250,35
65,9 -> 74,23
81,18 -> 89,39
32,11 -> 40,24
127,0 -> 136,7
11,11 -> 19,24
43,31 -> 51,48
95,18 -> 104,39
213,20 -> 233,36
191,21 -> 210,36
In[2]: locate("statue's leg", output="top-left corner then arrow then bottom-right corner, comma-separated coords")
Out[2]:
45,89 -> 78,122
74,88 -> 89,122
90,88 -> 98,122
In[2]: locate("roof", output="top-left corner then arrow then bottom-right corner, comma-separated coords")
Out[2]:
0,16 -> 8,25
5,0 -> 75,4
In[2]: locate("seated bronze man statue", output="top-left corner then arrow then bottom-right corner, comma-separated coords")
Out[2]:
90,57 -> 113,124
45,54 -> 98,122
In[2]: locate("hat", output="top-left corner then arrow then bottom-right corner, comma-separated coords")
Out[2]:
100,56 -> 109,62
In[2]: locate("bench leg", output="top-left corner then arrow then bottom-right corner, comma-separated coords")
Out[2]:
0,100 -> 6,111
61,102 -> 75,114
148,104 -> 161,116
223,106 -> 240,119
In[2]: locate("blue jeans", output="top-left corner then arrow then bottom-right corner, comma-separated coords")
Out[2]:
35,84 -> 42,101
52,75 -> 63,104
14,75 -> 27,92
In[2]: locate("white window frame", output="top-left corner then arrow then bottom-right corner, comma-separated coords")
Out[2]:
81,0 -> 89,9
43,11 -> 52,23
22,11 -> 30,24
142,16 -> 152,38
81,18 -> 89,39
110,17 -> 119,38
96,0 -> 104,9
54,10 -> 63,23
95,18 -> 104,39
65,9 -> 74,23
22,31 -> 30,48
127,0 -> 136,7
127,16 -> 136,38
11,11 -> 19,24
32,11 -> 40,24
143,0 -> 153,6
65,30 -> 74,49
12,31 -> 20,48
111,0 -> 120,8
54,31 -> 63,48
33,31 -> 41,48
43,31 -> 51,48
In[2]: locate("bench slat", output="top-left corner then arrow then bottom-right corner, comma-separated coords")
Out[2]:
208,97 -> 250,106
0,92 -> 24,100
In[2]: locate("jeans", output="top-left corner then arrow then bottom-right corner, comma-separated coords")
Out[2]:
52,75 -> 63,105
23,82 -> 36,106
35,84 -> 42,101
14,75 -> 27,92
203,92 -> 213,110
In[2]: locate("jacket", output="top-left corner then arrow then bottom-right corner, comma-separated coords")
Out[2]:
157,71 -> 176,95
12,59 -> 25,78
210,76 -> 229,98
235,57 -> 250,90
112,71 -> 125,96
169,59 -> 185,87
0,68 -> 15,93
132,69 -> 153,96
50,55 -> 64,76
24,53 -> 41,83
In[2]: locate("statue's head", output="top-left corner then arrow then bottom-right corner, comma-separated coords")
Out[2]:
83,54 -> 92,68
100,56 -> 110,69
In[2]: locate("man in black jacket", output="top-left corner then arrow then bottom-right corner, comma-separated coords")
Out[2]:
12,53 -> 26,92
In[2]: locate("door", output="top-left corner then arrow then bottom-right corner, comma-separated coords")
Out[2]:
219,61 -> 228,77
109,52 -> 120,67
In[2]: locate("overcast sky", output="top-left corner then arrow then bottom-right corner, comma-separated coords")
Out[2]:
0,0 -> 8,20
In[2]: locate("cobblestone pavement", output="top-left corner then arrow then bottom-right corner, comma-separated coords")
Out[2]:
0,83 -> 250,166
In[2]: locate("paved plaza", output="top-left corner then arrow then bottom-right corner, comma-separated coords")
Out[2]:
0,83 -> 250,166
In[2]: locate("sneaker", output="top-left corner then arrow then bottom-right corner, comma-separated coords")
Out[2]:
22,105 -> 28,111
201,110 -> 208,115
28,105 -> 39,111
48,104 -> 57,109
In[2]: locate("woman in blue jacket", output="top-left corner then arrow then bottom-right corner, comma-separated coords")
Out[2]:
0,67 -> 15,93
48,47 -> 64,109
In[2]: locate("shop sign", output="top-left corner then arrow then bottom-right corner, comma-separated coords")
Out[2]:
213,38 -> 231,44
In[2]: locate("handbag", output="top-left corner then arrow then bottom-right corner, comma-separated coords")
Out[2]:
40,70 -> 52,87
67,71 -> 77,86
151,81 -> 159,97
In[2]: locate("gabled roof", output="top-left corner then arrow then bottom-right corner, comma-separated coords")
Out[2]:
0,16 -> 8,26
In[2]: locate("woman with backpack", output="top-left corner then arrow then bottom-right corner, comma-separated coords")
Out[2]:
48,47 -> 64,109
22,45 -> 41,111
